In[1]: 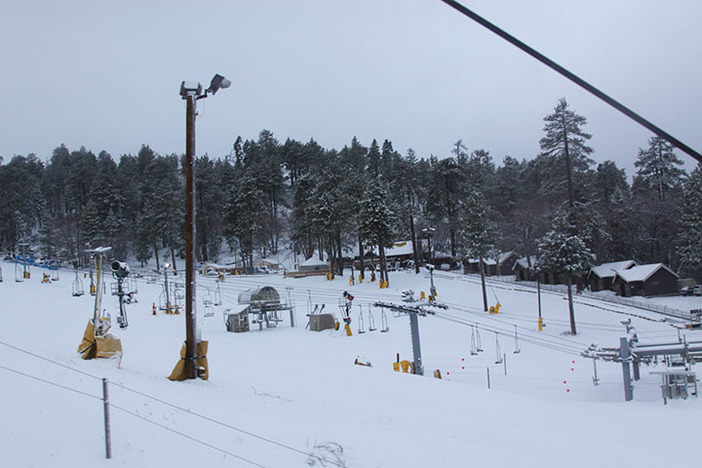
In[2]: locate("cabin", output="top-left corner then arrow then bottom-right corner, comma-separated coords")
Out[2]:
285,254 -> 330,278
612,263 -> 679,297
513,256 -> 537,281
587,260 -> 636,292
254,258 -> 281,273
465,251 -> 519,276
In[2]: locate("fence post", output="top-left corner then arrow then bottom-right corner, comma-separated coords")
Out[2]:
487,367 -> 491,389
103,378 -> 112,459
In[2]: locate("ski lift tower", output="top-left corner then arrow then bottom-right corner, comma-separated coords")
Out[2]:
374,301 -> 439,376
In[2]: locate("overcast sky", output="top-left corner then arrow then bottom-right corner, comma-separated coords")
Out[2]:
1,0 -> 700,177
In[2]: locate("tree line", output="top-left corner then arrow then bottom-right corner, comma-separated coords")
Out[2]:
1,98 -> 700,284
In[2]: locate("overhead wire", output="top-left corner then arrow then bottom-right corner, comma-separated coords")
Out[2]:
109,381 -> 347,467
109,403 -> 266,468
0,363 -> 101,401
438,0 -> 702,164
0,339 -> 346,468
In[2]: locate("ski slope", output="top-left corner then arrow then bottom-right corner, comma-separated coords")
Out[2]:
1,262 -> 701,467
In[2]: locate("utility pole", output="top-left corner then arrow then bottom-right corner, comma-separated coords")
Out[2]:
183,88 -> 198,379
172,75 -> 230,381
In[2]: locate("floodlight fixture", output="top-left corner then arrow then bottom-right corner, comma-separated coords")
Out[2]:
207,74 -> 231,95
180,81 -> 202,99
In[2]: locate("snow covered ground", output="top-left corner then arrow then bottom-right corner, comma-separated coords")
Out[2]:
1,261 -> 701,467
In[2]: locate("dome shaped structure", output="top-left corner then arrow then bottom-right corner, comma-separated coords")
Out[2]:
238,286 -> 280,305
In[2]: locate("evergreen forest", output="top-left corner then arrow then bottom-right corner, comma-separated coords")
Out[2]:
1,98 -> 701,281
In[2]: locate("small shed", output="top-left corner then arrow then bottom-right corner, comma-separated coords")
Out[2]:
224,303 -> 251,333
613,263 -> 679,297
587,260 -> 636,292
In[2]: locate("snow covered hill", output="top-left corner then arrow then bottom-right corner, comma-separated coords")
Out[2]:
1,263 -> 701,467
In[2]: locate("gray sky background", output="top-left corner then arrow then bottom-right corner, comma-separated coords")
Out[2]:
1,0 -> 700,178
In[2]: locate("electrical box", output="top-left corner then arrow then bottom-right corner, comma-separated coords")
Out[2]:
309,313 -> 335,332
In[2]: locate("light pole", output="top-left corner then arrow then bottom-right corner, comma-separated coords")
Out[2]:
163,262 -> 171,312
174,74 -> 231,380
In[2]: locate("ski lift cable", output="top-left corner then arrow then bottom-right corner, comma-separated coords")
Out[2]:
436,302 -> 594,347
432,313 -> 582,355
438,0 -> 702,164
435,305 -> 593,348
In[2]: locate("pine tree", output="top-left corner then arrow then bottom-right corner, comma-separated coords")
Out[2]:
633,136 -> 685,263
359,178 -> 397,285
537,210 -> 593,335
677,165 -> 702,279
459,190 -> 496,311
538,98 -> 594,208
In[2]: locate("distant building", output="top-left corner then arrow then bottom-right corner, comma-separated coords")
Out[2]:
513,256 -> 537,281
612,263 -> 679,297
285,253 -> 330,278
465,251 -> 519,276
587,260 -> 636,292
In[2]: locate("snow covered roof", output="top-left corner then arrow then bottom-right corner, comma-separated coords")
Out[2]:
514,256 -> 537,270
301,255 -> 329,267
589,260 -> 636,279
614,263 -> 678,283
467,251 -> 516,266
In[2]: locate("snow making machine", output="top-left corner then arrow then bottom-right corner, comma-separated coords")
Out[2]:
77,247 -> 122,362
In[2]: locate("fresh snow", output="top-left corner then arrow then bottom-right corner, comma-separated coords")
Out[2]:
589,260 -> 636,279
615,263 -> 678,283
1,262 -> 701,467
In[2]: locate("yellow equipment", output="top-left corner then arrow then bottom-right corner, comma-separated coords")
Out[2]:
77,248 -> 122,362
344,323 -> 352,336
168,341 -> 209,381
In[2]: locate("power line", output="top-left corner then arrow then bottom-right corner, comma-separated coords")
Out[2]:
109,381 -> 347,468
0,342 -> 346,467
438,0 -> 702,164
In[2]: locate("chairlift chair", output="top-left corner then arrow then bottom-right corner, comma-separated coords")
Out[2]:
380,308 -> 389,332
495,333 -> 503,364
357,306 -> 366,334
367,305 -> 377,331
214,282 -> 222,306
72,270 -> 85,297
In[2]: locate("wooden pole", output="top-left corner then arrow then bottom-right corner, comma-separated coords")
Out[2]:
184,93 -> 198,379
